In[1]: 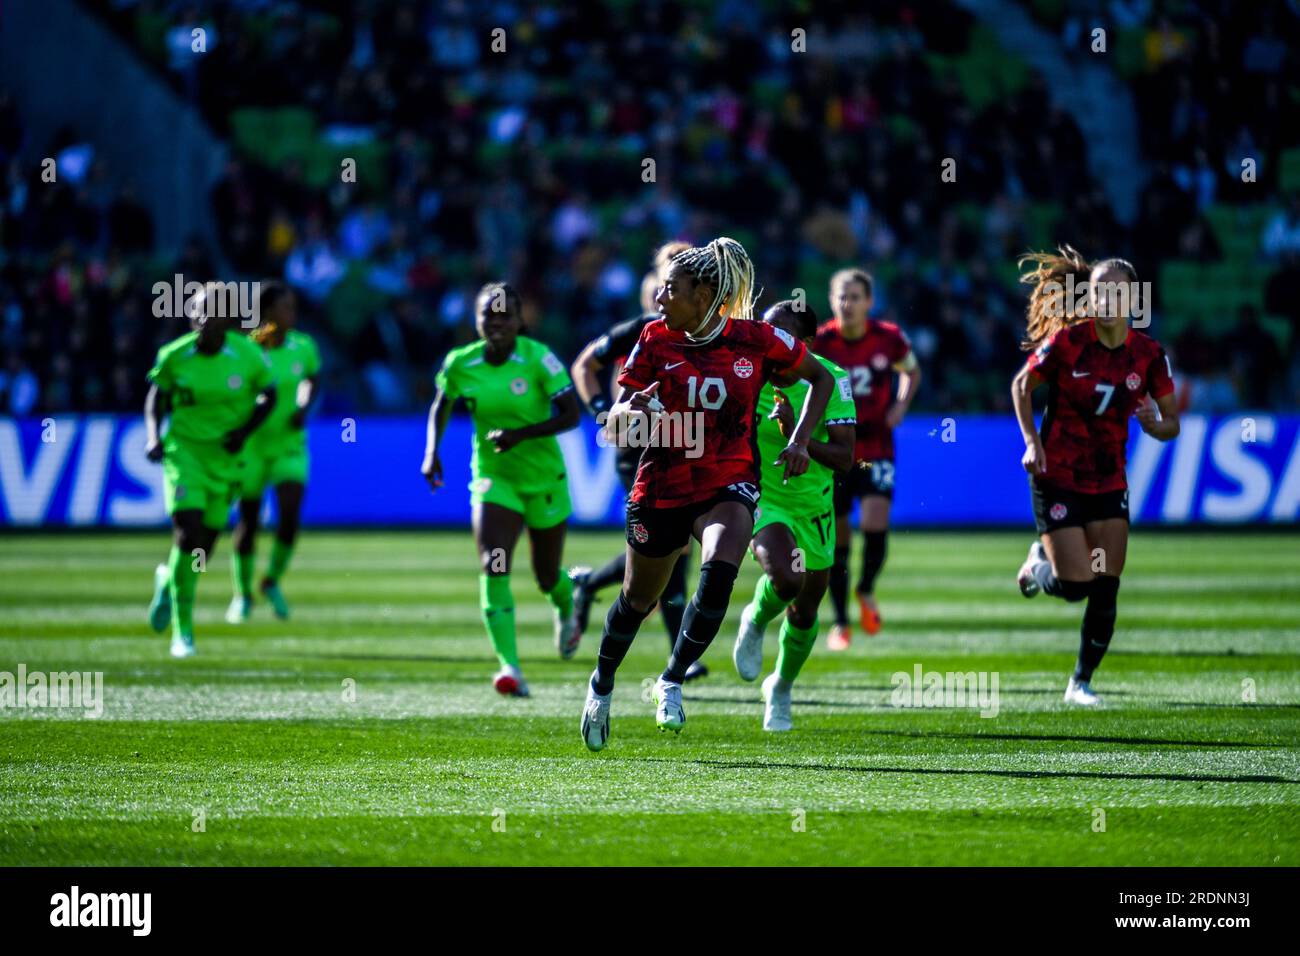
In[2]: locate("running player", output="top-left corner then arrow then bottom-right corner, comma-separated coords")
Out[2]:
421,282 -> 581,697
568,241 -> 704,680
1011,247 -> 1180,705
579,237 -> 834,750
144,290 -> 277,658
812,269 -> 921,648
227,282 -> 320,623
731,300 -> 856,731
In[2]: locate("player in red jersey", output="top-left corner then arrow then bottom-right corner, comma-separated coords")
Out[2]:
579,237 -> 834,750
1010,247 -> 1180,706
812,269 -> 921,648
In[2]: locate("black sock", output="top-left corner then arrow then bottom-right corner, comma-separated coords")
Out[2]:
586,552 -> 627,593
1075,575 -> 1119,681
659,551 -> 689,650
663,560 -> 739,683
829,546 -> 849,625
593,591 -> 652,695
857,530 -> 887,594
1033,563 -> 1092,602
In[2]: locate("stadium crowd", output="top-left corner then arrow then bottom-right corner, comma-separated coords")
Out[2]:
1,0 -> 1297,417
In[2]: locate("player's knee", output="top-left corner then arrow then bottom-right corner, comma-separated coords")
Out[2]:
786,602 -> 817,630
1059,578 -> 1093,603
694,560 -> 739,615
534,569 -> 558,593
479,550 -> 509,575
770,567 -> 802,603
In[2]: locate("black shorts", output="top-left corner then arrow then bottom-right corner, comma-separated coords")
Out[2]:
616,451 -> 639,494
1030,478 -> 1130,535
625,482 -> 760,558
833,459 -> 895,514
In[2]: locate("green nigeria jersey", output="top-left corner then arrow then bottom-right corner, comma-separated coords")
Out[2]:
247,329 -> 321,455
148,331 -> 275,446
755,353 -> 856,510
436,336 -> 573,491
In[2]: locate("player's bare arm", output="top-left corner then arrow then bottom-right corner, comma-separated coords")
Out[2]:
886,352 -> 921,429
1011,362 -> 1046,475
1137,392 -> 1180,441
570,339 -> 608,414
770,391 -> 854,473
421,386 -> 453,492
777,352 -> 834,480
222,384 -> 277,454
289,374 -> 319,430
488,389 -> 581,453
144,384 -> 167,462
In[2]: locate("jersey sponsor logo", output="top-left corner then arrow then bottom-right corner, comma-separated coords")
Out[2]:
1126,372 -> 1142,391
630,521 -> 649,544
837,376 -> 853,402
542,351 -> 565,376
227,375 -> 242,390
1049,502 -> 1067,521
733,357 -> 754,379
510,377 -> 528,395
773,328 -> 796,351
871,353 -> 889,371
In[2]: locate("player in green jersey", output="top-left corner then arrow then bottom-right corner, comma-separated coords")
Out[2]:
731,300 -> 857,730
144,291 -> 277,658
227,283 -> 321,623
421,282 -> 582,697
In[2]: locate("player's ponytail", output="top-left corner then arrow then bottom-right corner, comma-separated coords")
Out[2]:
1018,245 -> 1091,351
671,237 -> 759,345
251,281 -> 291,346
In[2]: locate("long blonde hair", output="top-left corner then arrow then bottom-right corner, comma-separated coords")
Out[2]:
670,237 -> 759,344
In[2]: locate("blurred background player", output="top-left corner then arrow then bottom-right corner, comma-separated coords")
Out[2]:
227,282 -> 320,623
1011,247 -> 1180,706
422,282 -> 581,697
732,300 -> 856,731
580,237 -> 834,750
144,290 -> 277,658
568,240 -> 705,681
813,269 -> 921,649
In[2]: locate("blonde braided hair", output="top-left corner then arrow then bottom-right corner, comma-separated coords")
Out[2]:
670,237 -> 759,345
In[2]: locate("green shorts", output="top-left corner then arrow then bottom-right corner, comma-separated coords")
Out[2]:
753,498 -> 836,571
471,474 -> 571,529
163,440 -> 239,530
239,445 -> 309,499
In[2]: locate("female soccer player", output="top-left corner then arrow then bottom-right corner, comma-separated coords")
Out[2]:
1011,247 -> 1180,705
227,282 -> 320,623
731,300 -> 856,731
422,282 -> 581,697
579,237 -> 835,750
144,291 -> 277,658
568,241 -> 702,679
812,269 -> 920,649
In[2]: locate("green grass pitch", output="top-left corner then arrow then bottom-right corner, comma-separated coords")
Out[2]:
1,529 -> 1297,866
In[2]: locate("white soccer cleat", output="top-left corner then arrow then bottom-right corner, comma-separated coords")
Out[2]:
1064,676 -> 1101,706
493,665 -> 530,698
148,564 -> 171,633
580,674 -> 612,751
1018,540 -> 1046,598
761,672 -> 793,732
555,609 -> 581,660
653,677 -> 685,733
732,603 -> 766,682
169,634 -> 195,659
225,595 -> 251,624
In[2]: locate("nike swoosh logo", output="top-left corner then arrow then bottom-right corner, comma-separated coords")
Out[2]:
665,361 -> 685,370
1072,371 -> 1090,378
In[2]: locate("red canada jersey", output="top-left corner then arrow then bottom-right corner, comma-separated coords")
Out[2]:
1027,322 -> 1175,494
813,318 -> 911,461
617,317 -> 807,508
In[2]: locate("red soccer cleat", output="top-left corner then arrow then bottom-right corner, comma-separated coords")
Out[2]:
858,593 -> 882,636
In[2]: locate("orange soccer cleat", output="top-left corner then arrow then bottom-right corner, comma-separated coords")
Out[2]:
858,593 -> 882,636
827,623 -> 852,651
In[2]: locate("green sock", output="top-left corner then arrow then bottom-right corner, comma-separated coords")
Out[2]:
266,538 -> 294,584
775,617 -> 819,685
232,549 -> 254,599
168,545 -> 199,639
751,574 -> 790,629
480,574 -> 518,668
544,571 -> 574,620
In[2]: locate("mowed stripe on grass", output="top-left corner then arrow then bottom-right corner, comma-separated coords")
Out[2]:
1,530 -> 1297,865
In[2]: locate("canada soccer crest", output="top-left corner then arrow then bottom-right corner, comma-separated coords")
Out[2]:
733,357 -> 753,379
630,522 -> 650,544
1125,372 -> 1142,391
1050,503 -> 1067,521
871,353 -> 889,371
